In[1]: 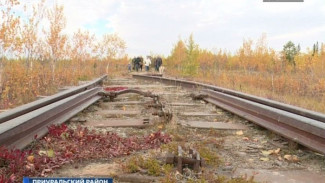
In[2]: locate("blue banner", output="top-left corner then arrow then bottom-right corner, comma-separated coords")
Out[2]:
23,178 -> 113,183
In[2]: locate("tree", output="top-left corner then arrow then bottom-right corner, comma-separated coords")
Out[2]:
167,39 -> 187,70
183,34 -> 199,76
21,0 -> 45,69
321,43 -> 325,56
0,0 -> 21,94
0,0 -> 21,58
71,29 -> 95,61
71,29 -> 95,76
95,33 -> 126,60
94,33 -> 126,73
238,39 -> 253,71
45,4 -> 67,81
283,41 -> 298,66
312,41 -> 319,56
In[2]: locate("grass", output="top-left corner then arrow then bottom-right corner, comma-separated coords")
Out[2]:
144,158 -> 162,176
196,146 -> 222,167
122,155 -> 162,176
166,69 -> 325,114
161,142 -> 179,154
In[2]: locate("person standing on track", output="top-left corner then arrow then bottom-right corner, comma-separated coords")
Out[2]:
131,57 -> 136,71
139,56 -> 143,71
134,57 -> 140,72
156,56 -> 162,72
144,56 -> 151,72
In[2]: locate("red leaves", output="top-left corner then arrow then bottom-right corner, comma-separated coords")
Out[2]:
47,124 -> 68,137
0,147 -> 30,183
0,125 -> 172,182
144,131 -> 172,148
104,87 -> 128,92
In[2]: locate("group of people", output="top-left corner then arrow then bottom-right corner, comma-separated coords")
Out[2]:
130,56 -> 143,72
129,56 -> 163,73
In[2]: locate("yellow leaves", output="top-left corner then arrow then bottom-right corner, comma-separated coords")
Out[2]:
283,154 -> 299,162
71,29 -> 95,61
98,33 -> 126,60
38,150 -> 47,156
0,0 -> 21,52
38,149 -> 55,158
47,149 -> 55,158
273,148 -> 281,154
261,148 -> 281,157
261,150 -> 273,156
0,1 -> 129,110
260,157 -> 269,161
27,155 -> 34,163
259,148 -> 282,162
46,4 -> 67,61
235,130 -> 244,136
172,40 -> 187,63
257,148 -> 301,164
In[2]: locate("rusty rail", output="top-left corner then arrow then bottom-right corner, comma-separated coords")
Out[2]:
0,75 -> 107,149
132,74 -> 325,123
132,74 -> 325,154
0,75 -> 107,124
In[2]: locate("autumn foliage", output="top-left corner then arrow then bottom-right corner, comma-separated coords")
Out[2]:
165,34 -> 325,113
0,124 -> 171,182
0,0 -> 127,109
1,0 -> 325,114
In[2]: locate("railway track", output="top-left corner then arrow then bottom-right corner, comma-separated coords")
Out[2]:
133,74 -> 325,155
0,75 -> 107,149
0,74 -> 325,183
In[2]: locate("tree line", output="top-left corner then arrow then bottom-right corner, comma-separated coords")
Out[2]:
165,34 -> 325,112
0,0 -> 127,109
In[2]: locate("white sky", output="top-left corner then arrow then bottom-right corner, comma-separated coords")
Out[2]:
40,0 -> 325,56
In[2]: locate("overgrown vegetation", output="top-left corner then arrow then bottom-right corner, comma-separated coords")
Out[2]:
0,124 -> 171,182
196,146 -> 221,167
165,34 -> 325,113
0,0 -> 127,109
122,155 -> 162,176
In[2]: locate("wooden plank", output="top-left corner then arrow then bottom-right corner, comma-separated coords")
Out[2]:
168,103 -> 204,106
96,110 -> 140,115
86,119 -> 149,127
101,101 -> 148,106
106,85 -> 176,88
96,110 -> 140,118
182,121 -> 247,130
179,112 -> 221,117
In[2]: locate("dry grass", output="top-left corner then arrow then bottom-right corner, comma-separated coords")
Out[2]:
0,59 -> 128,109
165,69 -> 325,113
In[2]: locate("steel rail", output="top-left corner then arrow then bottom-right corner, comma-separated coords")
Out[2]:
132,74 -> 325,154
132,74 -> 325,123
0,87 -> 102,149
203,89 -> 325,154
0,75 -> 107,124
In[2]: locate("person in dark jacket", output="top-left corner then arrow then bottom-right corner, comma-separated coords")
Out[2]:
156,57 -> 162,72
153,58 -> 157,71
139,56 -> 143,71
132,57 -> 136,71
135,57 -> 140,72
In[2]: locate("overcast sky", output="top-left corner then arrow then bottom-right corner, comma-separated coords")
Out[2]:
52,0 -> 325,56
